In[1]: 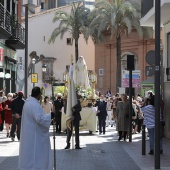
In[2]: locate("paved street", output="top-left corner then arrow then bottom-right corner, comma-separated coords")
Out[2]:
0,125 -> 170,170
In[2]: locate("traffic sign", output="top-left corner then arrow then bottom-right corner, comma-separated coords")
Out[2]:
146,50 -> 155,66
31,73 -> 38,83
145,66 -> 155,76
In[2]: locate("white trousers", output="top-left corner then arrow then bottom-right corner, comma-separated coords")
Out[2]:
106,111 -> 113,126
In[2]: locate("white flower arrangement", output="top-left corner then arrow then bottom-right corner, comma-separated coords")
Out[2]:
75,86 -> 98,99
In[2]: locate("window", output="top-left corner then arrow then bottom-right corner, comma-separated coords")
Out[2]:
67,38 -> 72,45
99,68 -> 104,76
41,2 -> 44,9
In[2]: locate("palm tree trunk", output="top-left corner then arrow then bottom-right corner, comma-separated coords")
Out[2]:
75,38 -> 79,62
116,35 -> 121,93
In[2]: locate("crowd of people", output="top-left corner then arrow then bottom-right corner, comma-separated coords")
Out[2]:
0,90 -> 25,141
0,87 -> 165,169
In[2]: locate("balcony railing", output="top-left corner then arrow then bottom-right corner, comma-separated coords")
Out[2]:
141,0 -> 154,17
0,3 -> 25,45
0,3 -> 11,33
11,20 -> 25,44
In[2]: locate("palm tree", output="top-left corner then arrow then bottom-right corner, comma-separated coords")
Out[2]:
48,2 -> 90,62
88,0 -> 152,92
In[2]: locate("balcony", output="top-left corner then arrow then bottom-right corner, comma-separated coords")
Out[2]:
140,0 -> 170,27
5,20 -> 25,50
0,3 -> 12,39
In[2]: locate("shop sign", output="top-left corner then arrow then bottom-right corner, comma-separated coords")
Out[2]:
122,70 -> 141,88
0,42 -> 17,60
0,47 -> 4,66
0,47 -> 4,61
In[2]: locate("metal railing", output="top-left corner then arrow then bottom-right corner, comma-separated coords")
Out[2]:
11,20 -> 25,44
0,3 -> 25,44
141,0 -> 154,17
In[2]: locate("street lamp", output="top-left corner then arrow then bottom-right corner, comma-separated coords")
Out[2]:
42,64 -> 47,72
22,3 -> 38,98
89,71 -> 97,99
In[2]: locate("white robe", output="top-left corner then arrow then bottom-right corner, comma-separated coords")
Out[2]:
19,97 -> 52,170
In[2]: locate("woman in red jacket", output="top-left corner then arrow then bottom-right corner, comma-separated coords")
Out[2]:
4,93 -> 13,137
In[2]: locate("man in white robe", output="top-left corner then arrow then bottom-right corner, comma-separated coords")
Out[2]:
19,87 -> 53,170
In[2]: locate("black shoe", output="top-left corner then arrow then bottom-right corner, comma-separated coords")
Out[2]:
148,150 -> 154,155
7,133 -> 9,137
118,137 -> 122,141
11,137 -> 15,141
64,145 -> 70,150
103,132 -> 105,135
99,132 -> 102,135
75,146 -> 82,149
160,150 -> 163,154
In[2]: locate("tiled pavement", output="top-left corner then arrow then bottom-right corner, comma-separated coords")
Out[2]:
0,125 -> 170,170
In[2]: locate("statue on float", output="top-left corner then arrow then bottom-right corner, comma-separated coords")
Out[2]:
73,56 -> 90,89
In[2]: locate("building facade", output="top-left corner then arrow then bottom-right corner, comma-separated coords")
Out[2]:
95,30 -> 155,96
0,0 -> 25,94
140,0 -> 170,138
17,4 -> 95,96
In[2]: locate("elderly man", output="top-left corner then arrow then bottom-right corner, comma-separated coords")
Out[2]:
54,93 -> 64,133
19,87 -> 53,170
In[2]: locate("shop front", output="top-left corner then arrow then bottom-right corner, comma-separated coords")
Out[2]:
0,42 -> 17,94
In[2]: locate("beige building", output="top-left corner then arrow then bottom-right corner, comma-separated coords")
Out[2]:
17,4 -> 95,96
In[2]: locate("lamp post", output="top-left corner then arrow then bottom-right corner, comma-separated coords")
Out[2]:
155,0 -> 161,169
32,57 -> 36,87
90,71 -> 97,99
22,4 -> 28,99
42,64 -> 57,170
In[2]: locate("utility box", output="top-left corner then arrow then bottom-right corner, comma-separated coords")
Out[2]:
141,77 -> 154,97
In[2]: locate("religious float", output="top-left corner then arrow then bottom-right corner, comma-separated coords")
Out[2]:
61,56 -> 98,133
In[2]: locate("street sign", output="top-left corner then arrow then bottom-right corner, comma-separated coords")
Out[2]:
122,70 -> 141,88
146,50 -> 155,66
145,66 -> 155,76
31,73 -> 38,83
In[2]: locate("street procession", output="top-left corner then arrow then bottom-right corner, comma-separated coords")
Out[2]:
1,0 -> 170,170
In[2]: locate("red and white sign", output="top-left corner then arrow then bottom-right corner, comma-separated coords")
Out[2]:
0,47 -> 4,62
122,70 -> 141,88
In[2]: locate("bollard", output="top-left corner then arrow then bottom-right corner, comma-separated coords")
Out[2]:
142,124 -> 146,155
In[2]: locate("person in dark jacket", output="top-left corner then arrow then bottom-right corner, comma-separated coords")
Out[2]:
54,93 -> 64,133
95,95 -> 107,135
65,96 -> 82,149
10,91 -> 25,141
